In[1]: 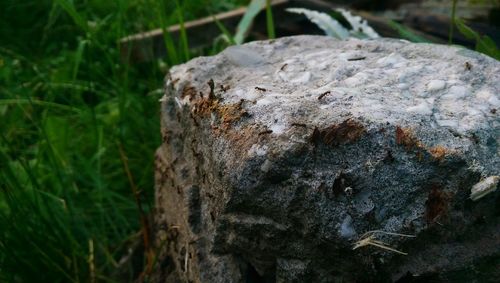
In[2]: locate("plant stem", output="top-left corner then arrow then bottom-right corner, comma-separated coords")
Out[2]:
449,0 -> 458,44
266,0 -> 275,39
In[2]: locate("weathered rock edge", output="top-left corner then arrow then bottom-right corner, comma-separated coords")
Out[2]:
153,36 -> 499,282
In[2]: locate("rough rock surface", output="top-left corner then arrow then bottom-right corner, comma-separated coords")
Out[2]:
153,35 -> 499,282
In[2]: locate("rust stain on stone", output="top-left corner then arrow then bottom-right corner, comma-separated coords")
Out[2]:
193,94 -> 219,117
217,100 -> 248,128
222,125 -> 261,155
191,82 -> 247,131
310,119 -> 365,146
428,145 -> 453,161
395,127 -> 455,162
425,184 -> 450,223
395,126 -> 422,150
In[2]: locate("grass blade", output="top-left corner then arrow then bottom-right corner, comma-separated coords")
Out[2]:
235,0 -> 266,44
174,0 -> 190,61
449,0 -> 458,44
455,18 -> 500,60
73,39 -> 87,80
265,0 -> 275,39
387,20 -> 431,43
53,0 -> 89,34
0,99 -> 81,113
155,0 -> 179,64
212,15 -> 236,45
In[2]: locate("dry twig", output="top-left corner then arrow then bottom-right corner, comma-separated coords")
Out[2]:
353,230 -> 415,255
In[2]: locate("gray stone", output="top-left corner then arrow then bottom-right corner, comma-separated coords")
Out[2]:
153,35 -> 500,282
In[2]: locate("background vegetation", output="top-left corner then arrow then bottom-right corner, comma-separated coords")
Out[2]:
0,1 -> 245,282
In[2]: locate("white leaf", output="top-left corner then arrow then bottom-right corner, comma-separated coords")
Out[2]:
286,8 -> 350,39
336,8 -> 380,39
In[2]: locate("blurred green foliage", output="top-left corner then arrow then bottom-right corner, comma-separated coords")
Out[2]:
0,1 -> 246,282
455,18 -> 500,60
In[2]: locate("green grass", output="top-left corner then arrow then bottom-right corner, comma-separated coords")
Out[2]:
0,0 -> 246,282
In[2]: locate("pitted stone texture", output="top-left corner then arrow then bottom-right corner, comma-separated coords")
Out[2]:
154,36 -> 500,282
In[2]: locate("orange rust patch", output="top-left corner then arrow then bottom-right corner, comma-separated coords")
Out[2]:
193,96 -> 219,117
222,125 -> 261,155
395,126 -> 423,150
310,119 -> 365,146
428,145 -> 452,161
218,100 -> 248,128
395,127 -> 455,162
425,184 -> 450,223
193,95 -> 247,131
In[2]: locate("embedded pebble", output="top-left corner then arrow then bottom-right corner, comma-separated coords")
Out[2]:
427,80 -> 446,92
339,215 -> 357,238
